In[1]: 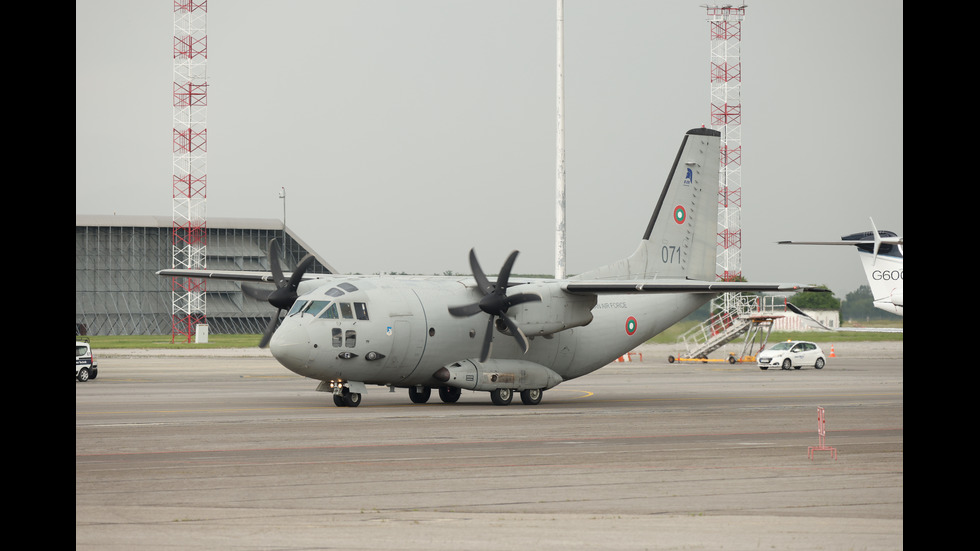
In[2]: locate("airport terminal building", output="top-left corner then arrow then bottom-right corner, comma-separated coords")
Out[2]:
75,215 -> 335,336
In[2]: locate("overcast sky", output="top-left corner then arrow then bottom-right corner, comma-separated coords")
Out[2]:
76,0 -> 903,299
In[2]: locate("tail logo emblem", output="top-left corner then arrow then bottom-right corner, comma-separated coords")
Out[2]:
673,205 -> 686,224
684,168 -> 693,185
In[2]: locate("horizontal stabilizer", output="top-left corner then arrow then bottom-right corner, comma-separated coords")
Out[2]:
564,280 -> 825,295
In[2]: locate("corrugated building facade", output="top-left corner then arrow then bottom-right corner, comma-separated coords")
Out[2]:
75,215 -> 334,336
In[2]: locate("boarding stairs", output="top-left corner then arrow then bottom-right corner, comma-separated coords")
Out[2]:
675,294 -> 787,361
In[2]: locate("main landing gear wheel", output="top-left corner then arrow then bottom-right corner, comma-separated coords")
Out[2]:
520,388 -> 542,405
333,389 -> 361,407
408,385 -> 431,404
490,388 -> 513,406
438,386 -> 462,403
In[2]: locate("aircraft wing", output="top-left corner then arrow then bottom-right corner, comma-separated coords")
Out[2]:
786,303 -> 902,333
155,268 -> 330,283
562,280 -> 822,294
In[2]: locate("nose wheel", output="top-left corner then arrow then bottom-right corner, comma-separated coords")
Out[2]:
333,389 -> 361,407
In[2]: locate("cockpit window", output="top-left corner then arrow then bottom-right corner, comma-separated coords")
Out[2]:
319,303 -> 339,319
339,282 -> 358,292
339,303 -> 354,319
325,287 -> 345,297
304,301 -> 330,317
287,300 -> 308,317
354,302 -> 369,320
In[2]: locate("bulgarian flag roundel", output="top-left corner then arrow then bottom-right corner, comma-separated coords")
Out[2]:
673,205 -> 686,224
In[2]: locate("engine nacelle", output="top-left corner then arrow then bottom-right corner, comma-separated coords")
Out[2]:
433,359 -> 563,391
507,283 -> 596,337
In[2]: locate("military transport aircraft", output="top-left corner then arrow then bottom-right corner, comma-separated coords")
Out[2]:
159,128 -> 821,407
779,219 -> 903,317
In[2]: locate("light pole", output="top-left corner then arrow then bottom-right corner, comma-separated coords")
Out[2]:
279,187 -> 286,248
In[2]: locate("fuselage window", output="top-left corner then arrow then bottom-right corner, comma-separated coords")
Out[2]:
325,287 -> 345,298
305,300 -> 330,317
287,300 -> 308,317
345,329 -> 356,348
354,302 -> 369,320
332,328 -> 342,347
320,303 -> 339,319
339,282 -> 358,292
339,303 -> 354,319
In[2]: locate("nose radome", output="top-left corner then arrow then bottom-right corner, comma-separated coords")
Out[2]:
270,321 -> 311,373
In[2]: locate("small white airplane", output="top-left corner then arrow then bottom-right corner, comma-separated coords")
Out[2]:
779,219 -> 903,317
159,128 -> 822,407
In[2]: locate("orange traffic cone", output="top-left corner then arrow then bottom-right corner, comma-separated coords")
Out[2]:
829,346 -> 836,358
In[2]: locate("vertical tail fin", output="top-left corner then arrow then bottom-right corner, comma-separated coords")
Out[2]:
576,127 -> 720,281
778,224 -> 904,317
844,229 -> 904,316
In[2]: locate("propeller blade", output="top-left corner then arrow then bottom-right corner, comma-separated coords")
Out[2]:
479,315 -> 495,363
468,249 -> 493,293
497,313 -> 530,354
448,302 -> 483,317
288,254 -> 315,289
258,309 -> 282,349
268,239 -> 286,286
495,250 -> 520,289
241,283 -> 273,302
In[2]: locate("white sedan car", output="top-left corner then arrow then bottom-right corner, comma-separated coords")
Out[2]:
757,341 -> 826,370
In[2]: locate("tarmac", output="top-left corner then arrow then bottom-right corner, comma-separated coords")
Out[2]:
78,340 -> 902,550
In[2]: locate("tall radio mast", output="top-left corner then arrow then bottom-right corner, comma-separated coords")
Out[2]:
706,4 -> 745,310
171,1 -> 208,342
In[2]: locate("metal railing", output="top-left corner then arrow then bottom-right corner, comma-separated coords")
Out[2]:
676,293 -> 787,358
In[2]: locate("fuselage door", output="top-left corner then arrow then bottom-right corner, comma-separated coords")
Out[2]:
381,288 -> 426,379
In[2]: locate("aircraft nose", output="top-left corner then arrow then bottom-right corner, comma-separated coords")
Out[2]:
269,320 -> 311,372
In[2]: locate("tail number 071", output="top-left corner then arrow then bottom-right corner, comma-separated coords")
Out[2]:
661,246 -> 682,264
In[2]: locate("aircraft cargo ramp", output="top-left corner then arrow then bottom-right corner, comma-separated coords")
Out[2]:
669,294 -> 786,363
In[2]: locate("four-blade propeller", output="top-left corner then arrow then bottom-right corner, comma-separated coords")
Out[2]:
448,249 -> 541,362
241,239 -> 314,348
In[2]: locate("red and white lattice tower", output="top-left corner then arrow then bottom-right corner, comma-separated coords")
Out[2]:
171,1 -> 208,342
707,4 -> 745,312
